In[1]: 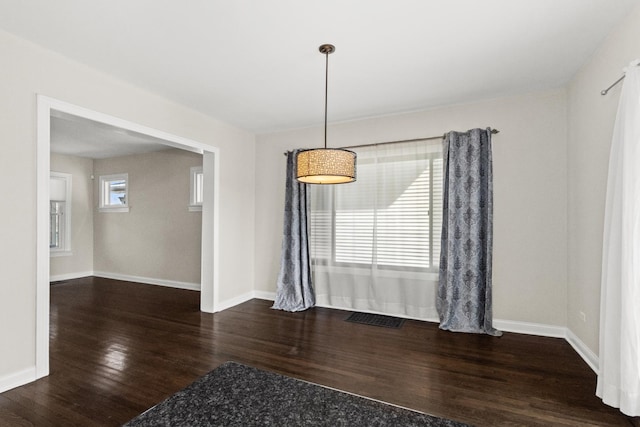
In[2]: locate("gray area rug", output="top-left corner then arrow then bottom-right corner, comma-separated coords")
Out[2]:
124,362 -> 471,426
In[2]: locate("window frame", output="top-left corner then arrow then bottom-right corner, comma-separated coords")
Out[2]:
99,173 -> 129,213
189,166 -> 203,212
311,151 -> 442,274
50,171 -> 72,256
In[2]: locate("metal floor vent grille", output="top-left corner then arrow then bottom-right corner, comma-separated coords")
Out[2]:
345,312 -> 405,329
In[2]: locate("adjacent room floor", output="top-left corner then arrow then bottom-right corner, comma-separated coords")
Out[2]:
0,277 -> 631,426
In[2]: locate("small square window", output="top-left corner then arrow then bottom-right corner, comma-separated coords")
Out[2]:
189,166 -> 203,212
99,173 -> 129,212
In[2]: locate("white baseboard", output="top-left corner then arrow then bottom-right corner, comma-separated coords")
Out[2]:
214,291 -> 256,312
253,291 -> 276,301
233,292 -> 598,373
50,271 -> 94,282
93,271 -> 200,291
48,274 -> 603,375
493,319 -> 566,338
566,328 -> 599,374
215,290 -> 277,311
12,278 -> 599,396
0,366 -> 36,393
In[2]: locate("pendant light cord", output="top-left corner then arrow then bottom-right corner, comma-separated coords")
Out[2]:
324,50 -> 329,149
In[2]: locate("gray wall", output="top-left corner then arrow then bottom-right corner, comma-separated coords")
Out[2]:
252,1 -> 640,359
567,5 -> 640,355
255,88 -> 569,327
93,149 -> 203,285
0,27 -> 255,382
49,153 -> 94,279
5,0 -> 640,389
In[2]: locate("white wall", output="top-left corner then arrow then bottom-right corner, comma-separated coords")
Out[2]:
0,29 -> 255,382
49,153 -> 94,279
567,5 -> 640,354
6,2 -> 638,390
93,149 -> 202,285
255,89 -> 568,327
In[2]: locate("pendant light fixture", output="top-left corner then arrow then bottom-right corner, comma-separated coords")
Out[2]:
296,44 -> 356,184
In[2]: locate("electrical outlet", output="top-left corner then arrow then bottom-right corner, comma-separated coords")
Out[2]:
579,311 -> 586,322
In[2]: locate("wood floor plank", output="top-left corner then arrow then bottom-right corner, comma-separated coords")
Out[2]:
0,277 -> 632,426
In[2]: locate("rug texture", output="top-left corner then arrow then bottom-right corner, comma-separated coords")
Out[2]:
124,362 -> 470,426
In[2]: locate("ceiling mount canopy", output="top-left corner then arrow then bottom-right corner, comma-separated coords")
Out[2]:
318,43 -> 335,55
296,44 -> 356,185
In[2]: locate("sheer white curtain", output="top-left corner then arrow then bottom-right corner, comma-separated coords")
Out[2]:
597,60 -> 640,416
309,139 -> 442,319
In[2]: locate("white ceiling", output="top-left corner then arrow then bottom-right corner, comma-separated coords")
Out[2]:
50,110 -> 172,159
1,0 -> 638,135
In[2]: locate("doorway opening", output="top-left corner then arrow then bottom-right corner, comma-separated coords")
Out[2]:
36,95 -> 220,380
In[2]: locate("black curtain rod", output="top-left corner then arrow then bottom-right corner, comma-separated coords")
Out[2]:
601,61 -> 640,95
283,128 -> 499,156
601,75 -> 627,96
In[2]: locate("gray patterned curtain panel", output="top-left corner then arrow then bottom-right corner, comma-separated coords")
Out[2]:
272,150 -> 315,312
437,128 -> 501,336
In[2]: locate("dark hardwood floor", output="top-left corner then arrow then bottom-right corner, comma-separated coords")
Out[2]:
0,276 -> 631,426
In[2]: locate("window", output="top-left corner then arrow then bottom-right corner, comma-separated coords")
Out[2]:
189,166 -> 203,211
50,172 -> 72,256
99,173 -> 129,212
310,142 -> 442,272
50,201 -> 65,249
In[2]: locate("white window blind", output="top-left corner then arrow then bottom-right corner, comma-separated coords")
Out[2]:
50,200 -> 65,249
310,141 -> 443,272
50,172 -> 72,254
189,166 -> 204,211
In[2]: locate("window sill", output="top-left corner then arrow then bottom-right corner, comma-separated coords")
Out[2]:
99,206 -> 130,213
50,250 -> 73,258
188,205 -> 202,212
